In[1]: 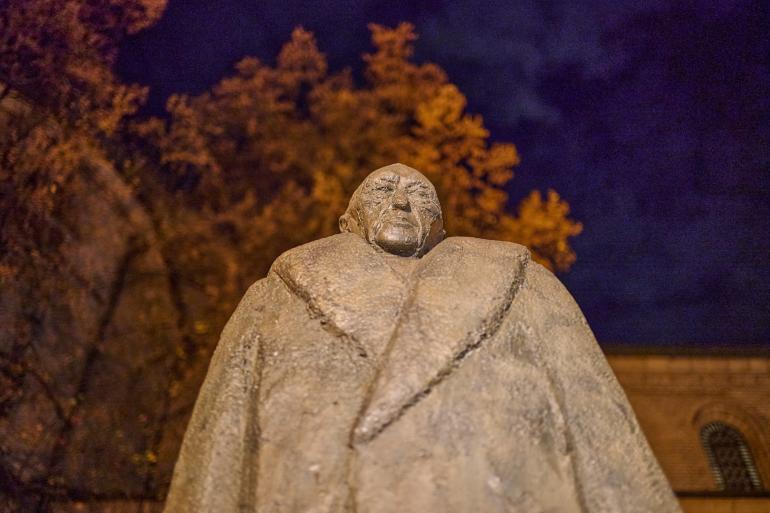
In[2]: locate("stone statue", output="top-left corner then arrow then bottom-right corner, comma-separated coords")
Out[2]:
164,163 -> 681,513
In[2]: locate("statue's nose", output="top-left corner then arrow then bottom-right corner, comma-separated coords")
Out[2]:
391,187 -> 411,210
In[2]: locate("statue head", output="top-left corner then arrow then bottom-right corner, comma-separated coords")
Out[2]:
339,163 -> 446,257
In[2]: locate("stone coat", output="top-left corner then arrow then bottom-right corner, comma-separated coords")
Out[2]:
163,233 -> 681,513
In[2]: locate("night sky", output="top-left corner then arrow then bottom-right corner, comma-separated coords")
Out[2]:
118,0 -> 770,349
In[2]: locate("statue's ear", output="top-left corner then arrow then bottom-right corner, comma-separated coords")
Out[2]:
339,213 -> 350,232
339,212 -> 363,236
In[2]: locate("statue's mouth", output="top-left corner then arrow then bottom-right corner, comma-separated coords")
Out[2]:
381,212 -> 416,228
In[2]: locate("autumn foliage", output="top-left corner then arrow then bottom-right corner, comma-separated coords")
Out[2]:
0,2 -> 580,511
151,25 -> 581,275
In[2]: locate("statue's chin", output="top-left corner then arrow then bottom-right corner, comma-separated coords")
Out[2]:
374,226 -> 420,257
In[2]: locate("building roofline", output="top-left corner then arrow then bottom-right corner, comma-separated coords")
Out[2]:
600,343 -> 770,357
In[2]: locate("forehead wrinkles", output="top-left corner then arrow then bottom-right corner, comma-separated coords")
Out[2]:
365,174 -> 399,188
364,174 -> 434,192
405,179 -> 431,191
355,172 -> 439,210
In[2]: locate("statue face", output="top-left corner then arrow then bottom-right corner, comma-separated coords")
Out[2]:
343,165 -> 444,257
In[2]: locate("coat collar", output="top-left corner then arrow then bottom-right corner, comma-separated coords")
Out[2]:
271,233 -> 530,443
271,232 -> 406,361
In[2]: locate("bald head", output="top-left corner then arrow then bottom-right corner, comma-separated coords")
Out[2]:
340,164 -> 445,257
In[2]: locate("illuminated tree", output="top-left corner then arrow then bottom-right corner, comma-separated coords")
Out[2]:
0,12 -> 581,512
0,0 -> 166,278
154,24 -> 582,276
1,2 -> 171,512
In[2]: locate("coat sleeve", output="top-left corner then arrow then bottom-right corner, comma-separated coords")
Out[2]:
163,278 -> 271,513
516,262 -> 682,513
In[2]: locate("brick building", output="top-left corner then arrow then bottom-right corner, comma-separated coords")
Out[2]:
606,349 -> 770,513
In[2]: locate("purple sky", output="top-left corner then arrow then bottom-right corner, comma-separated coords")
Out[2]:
118,0 -> 770,350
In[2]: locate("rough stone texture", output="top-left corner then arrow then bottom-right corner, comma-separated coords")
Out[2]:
164,165 -> 681,513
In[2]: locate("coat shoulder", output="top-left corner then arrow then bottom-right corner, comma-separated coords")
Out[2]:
520,259 -> 586,321
439,236 -> 530,263
270,233 -> 363,275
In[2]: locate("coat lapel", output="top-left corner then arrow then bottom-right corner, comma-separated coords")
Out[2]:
270,232 -> 406,361
271,233 -> 530,444
354,237 -> 530,443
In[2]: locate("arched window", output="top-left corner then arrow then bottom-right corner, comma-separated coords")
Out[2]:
701,421 -> 762,492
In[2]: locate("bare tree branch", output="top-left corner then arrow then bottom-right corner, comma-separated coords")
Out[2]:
34,237 -> 147,513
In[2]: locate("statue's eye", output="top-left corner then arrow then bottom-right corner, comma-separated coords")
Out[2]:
408,187 -> 432,201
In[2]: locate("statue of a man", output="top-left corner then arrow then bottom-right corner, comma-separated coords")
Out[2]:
164,164 -> 681,513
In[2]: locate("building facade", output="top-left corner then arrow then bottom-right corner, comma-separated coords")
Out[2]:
607,351 -> 770,513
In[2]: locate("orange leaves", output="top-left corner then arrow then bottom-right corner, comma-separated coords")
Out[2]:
114,0 -> 168,34
502,190 -> 584,271
415,84 -> 474,133
277,28 -> 328,92
1,0 -> 166,110
161,94 -> 220,172
2,11 -> 582,289
365,22 -> 419,90
149,23 -> 582,275
365,23 -> 447,112
75,0 -> 168,41
474,144 -> 520,184
368,22 -> 418,62
0,0 -> 168,305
